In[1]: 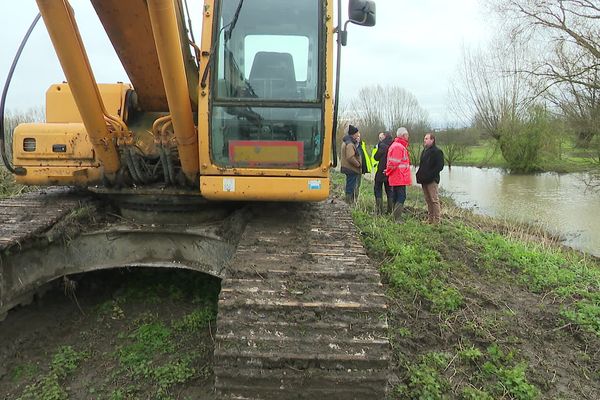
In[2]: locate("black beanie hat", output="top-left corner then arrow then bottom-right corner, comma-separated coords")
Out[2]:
348,124 -> 359,136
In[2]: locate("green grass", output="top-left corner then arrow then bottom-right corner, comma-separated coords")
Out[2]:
354,212 -> 463,314
18,346 -> 89,400
457,224 -> 600,335
0,166 -> 26,199
333,171 -> 599,399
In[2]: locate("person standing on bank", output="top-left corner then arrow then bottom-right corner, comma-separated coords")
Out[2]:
340,124 -> 362,204
373,131 -> 394,214
416,133 -> 444,224
355,135 -> 373,196
385,127 -> 412,221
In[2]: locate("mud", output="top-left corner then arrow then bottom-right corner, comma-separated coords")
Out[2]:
0,269 -> 219,400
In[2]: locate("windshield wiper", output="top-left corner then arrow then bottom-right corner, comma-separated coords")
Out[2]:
200,0 -> 245,88
225,0 -> 245,42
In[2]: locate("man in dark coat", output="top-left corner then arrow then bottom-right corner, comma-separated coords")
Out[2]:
416,133 -> 444,223
372,131 -> 394,214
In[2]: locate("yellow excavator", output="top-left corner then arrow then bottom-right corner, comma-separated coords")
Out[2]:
1,1 -> 388,398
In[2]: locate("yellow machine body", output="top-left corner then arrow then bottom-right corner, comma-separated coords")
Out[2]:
12,0 -> 335,202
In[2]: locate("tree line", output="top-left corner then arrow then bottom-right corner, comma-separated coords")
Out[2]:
451,0 -> 599,178
339,0 -> 599,189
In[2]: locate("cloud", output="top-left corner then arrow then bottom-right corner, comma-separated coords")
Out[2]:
1,0 -> 491,127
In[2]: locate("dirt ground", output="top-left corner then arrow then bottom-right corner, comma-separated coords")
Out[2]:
0,269 -> 219,400
1,209 -> 599,399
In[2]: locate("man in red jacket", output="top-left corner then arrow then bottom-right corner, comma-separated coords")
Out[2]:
385,127 -> 412,221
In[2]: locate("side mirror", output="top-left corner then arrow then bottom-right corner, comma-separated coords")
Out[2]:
348,0 -> 376,27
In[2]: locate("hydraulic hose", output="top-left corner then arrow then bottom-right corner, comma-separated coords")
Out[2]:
0,13 -> 41,174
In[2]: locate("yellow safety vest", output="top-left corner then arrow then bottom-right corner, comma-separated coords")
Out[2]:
371,146 -> 379,171
361,141 -> 373,173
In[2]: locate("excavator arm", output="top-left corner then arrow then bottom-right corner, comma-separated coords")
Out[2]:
90,0 -> 199,112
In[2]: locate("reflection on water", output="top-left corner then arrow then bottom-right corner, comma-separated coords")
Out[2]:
428,166 -> 599,257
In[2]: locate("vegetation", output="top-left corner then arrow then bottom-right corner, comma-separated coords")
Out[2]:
448,0 -> 600,181
0,166 -> 25,198
5,270 -> 220,400
332,172 -> 600,399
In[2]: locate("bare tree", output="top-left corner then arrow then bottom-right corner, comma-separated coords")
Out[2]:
350,85 -> 430,145
487,0 -> 600,144
450,41 -> 537,140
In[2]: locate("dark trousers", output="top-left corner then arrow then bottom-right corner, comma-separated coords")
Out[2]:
391,185 -> 407,205
373,180 -> 392,199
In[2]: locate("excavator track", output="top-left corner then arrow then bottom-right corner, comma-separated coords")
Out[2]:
0,188 -> 93,251
214,200 -> 390,399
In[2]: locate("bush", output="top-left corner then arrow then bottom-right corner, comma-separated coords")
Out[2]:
499,106 -> 551,173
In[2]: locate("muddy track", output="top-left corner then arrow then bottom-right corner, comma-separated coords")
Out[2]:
215,201 -> 390,399
0,187 -> 92,251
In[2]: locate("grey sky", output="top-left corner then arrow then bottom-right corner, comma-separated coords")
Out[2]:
0,0 -> 491,127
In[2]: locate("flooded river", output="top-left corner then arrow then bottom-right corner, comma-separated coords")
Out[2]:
433,166 -> 600,257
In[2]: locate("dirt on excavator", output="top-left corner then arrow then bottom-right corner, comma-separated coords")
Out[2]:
0,188 -> 390,399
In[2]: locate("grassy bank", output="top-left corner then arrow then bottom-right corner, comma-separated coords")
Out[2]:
334,173 -> 600,399
455,141 -> 598,173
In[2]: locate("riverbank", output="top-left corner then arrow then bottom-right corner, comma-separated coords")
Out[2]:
334,172 -> 600,398
454,141 -> 598,173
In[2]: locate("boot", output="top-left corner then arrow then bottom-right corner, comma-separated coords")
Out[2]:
345,193 -> 354,205
375,197 -> 384,215
386,195 -> 394,214
392,203 -> 404,223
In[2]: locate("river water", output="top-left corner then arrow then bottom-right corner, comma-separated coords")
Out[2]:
429,166 -> 600,257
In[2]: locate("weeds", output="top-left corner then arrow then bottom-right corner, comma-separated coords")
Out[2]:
18,346 -> 88,400
354,212 -> 463,315
11,363 -> 38,382
395,346 -> 539,400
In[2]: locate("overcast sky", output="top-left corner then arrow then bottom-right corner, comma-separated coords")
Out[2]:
0,0 -> 492,127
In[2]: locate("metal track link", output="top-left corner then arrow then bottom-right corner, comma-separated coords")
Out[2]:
0,188 -> 92,251
214,200 -> 390,399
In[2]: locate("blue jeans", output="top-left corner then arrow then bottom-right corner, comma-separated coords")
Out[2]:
345,173 -> 359,196
391,185 -> 406,205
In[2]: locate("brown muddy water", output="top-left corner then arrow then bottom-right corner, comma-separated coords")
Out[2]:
433,166 -> 600,257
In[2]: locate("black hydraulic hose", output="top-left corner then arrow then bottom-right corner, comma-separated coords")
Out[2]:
331,0 -> 342,168
0,13 -> 41,174
159,147 -> 171,185
183,0 -> 196,44
166,147 -> 176,184
124,147 -> 142,184
129,147 -> 150,184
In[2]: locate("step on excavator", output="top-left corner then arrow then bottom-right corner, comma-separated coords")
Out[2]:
0,0 -> 389,397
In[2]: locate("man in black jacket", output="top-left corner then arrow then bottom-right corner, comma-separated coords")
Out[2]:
372,131 -> 394,214
416,133 -> 444,224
